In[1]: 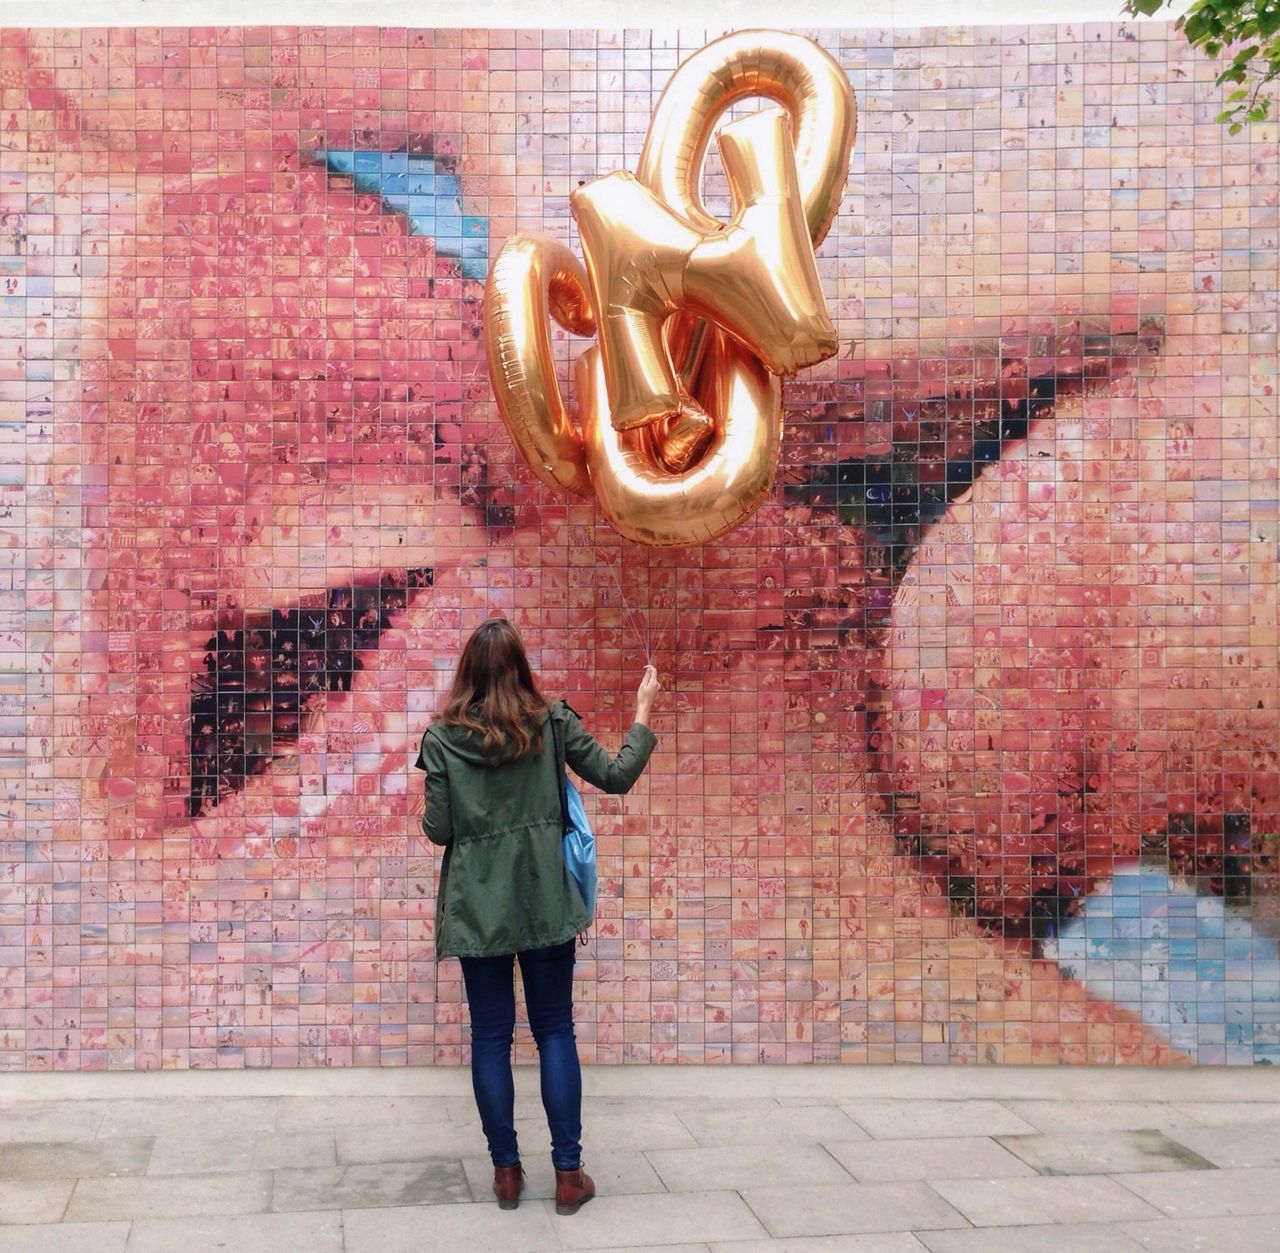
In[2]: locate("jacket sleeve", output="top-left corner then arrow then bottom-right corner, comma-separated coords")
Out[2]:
417,730 -> 454,846
560,703 -> 656,795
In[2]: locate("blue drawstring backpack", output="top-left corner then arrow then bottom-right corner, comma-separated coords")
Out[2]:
550,703 -> 597,922
561,777 -> 596,914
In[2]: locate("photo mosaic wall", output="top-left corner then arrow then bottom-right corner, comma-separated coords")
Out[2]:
2,21 -> 1278,1070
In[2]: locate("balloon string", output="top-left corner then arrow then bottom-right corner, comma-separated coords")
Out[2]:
651,598 -> 676,659
646,587 -> 678,661
602,561 -> 683,671
603,558 -> 651,664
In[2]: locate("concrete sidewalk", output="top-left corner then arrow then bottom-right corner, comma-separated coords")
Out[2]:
3,1068 -> 1280,1251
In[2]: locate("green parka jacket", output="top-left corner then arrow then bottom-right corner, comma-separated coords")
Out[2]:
414,700 -> 656,959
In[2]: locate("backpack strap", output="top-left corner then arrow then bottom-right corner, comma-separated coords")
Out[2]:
549,701 -> 570,837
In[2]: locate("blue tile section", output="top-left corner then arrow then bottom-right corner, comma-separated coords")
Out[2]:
320,150 -> 489,280
1045,862 -> 1280,1065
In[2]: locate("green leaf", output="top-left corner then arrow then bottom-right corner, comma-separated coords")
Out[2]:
1169,0 -> 1279,134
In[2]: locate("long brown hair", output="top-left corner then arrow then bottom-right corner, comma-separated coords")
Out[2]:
436,618 -> 549,762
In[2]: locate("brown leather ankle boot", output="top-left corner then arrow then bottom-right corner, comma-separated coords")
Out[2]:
554,1164 -> 595,1215
493,1162 -> 525,1209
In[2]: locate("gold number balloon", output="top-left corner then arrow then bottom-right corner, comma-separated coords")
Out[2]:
483,30 -> 856,548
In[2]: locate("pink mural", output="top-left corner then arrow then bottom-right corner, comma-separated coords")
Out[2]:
1,22 -> 1276,1070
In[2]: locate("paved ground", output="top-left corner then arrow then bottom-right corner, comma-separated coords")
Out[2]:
4,1078 -> 1280,1251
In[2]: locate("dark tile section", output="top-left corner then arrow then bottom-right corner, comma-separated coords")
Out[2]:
188,568 -> 434,816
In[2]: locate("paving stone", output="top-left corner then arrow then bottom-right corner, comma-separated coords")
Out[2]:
675,1102 -> 868,1147
1123,1213 -> 1280,1251
1115,1166 -> 1280,1219
461,1149 -> 665,1202
1003,1102 -> 1199,1133
710,1237 -> 930,1253
586,1096 -> 768,1114
64,1171 -> 271,1223
573,1107 -> 701,1151
919,1224 -> 1145,1252
0,1101 -> 105,1144
646,1141 -> 851,1192
825,1135 -> 1036,1182
126,1211 -> 344,1253
343,1198 -> 560,1253
147,1128 -> 335,1175
8,1086 -> 1280,1253
0,1221 -> 129,1252
996,1130 -> 1215,1176
739,1180 -> 967,1238
272,1160 -> 470,1211
552,1189 -> 768,1248
929,1176 -> 1164,1227
0,1179 -> 74,1225
94,1098 -> 279,1139
1163,1124 -> 1280,1169
579,1246 -> 710,1253
0,1137 -> 152,1182
336,1120 -> 489,1164
331,1101 -> 697,1154
839,1100 -> 1038,1140
1175,1103 -> 1280,1126
352,1110 -> 649,1161
273,1095 -> 455,1131
774,1096 -> 876,1108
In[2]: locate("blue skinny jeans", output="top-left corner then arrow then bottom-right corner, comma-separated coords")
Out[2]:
458,938 -> 582,1170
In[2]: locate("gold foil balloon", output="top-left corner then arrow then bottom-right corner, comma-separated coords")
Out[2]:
636,29 -> 855,246
482,30 -> 856,547
577,334 -> 781,548
483,235 -> 595,498
571,107 -> 837,431
625,31 -> 855,498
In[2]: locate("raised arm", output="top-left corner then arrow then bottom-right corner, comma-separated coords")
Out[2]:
562,666 -> 660,794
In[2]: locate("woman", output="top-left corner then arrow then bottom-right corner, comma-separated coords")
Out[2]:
415,617 -> 660,1213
